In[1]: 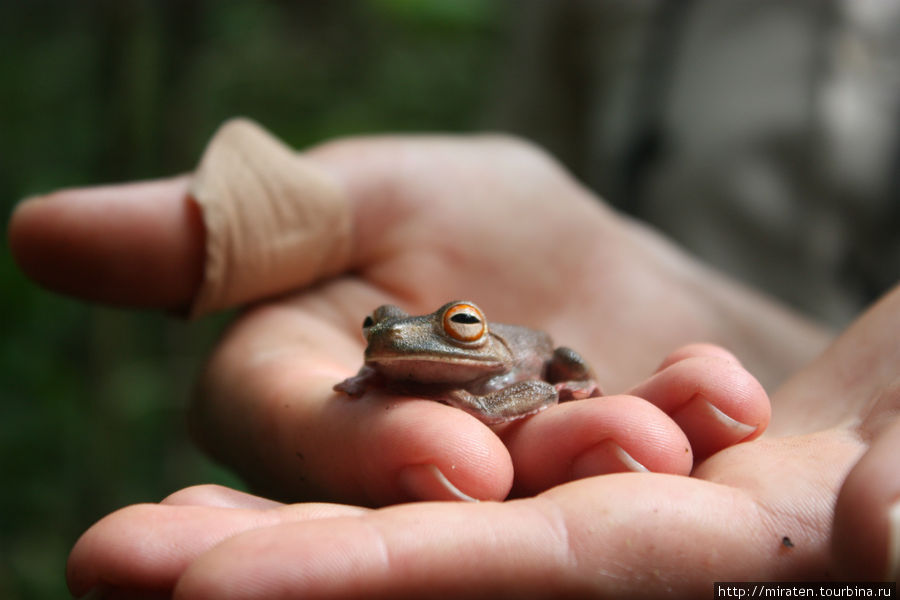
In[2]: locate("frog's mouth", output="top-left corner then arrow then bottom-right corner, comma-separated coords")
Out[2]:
366,354 -> 504,384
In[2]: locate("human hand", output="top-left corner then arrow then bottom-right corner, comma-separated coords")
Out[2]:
9,126 -> 821,504
65,285 -> 900,596
10,129 -> 800,505
13,124 -> 891,596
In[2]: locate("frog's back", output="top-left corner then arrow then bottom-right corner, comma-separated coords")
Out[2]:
489,323 -> 555,368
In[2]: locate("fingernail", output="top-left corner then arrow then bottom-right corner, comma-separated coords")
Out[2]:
570,440 -> 649,480
702,400 -> 756,438
888,500 -> 900,582
398,464 -> 478,502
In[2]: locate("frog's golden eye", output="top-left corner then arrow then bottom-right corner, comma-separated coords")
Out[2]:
442,302 -> 486,342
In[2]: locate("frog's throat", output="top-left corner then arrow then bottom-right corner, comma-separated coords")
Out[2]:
366,353 -> 504,367
365,354 -> 507,385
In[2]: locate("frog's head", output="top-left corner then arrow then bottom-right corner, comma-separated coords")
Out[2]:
361,301 -> 510,383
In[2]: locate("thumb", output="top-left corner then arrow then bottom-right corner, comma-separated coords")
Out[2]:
832,416 -> 900,581
8,174 -> 205,309
8,120 -> 361,312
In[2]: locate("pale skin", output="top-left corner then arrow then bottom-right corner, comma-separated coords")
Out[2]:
8,135 -> 899,598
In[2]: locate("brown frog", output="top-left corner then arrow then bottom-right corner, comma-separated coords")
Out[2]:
333,301 -> 601,424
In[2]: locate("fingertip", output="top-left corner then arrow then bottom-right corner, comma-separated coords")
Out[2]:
671,392 -> 767,459
8,177 -> 204,308
504,396 -> 693,496
8,195 -> 53,281
162,485 -> 285,510
655,343 -> 742,373
365,400 -> 514,503
66,503 -> 164,597
632,355 -> 771,460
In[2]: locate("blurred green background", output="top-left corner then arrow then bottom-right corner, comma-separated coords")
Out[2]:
1,2 -> 509,597
4,1 -> 897,597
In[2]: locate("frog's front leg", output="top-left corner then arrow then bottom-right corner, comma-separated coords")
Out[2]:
445,381 -> 559,425
546,346 -> 602,401
333,365 -> 383,396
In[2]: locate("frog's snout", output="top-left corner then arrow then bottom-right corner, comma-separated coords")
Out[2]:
364,323 -> 407,357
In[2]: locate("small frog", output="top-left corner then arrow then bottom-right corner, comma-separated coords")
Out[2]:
333,301 -> 601,424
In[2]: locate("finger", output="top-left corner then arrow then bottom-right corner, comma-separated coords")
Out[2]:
771,283 -> 900,435
172,476 -> 789,599
499,395 -> 692,496
652,342 -> 742,372
832,415 -> 900,581
9,128 -> 595,317
161,484 -> 285,510
173,500 -> 580,599
191,292 -> 514,505
7,128 -> 468,313
8,176 -> 205,308
627,349 -> 771,460
8,121 -> 354,313
5,133 -> 492,312
66,495 -> 369,598
69,474 -> 827,599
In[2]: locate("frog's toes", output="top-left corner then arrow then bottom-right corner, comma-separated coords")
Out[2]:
555,380 -> 602,402
333,377 -> 365,396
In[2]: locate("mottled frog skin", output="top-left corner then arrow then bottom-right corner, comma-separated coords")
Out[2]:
333,301 -> 601,424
